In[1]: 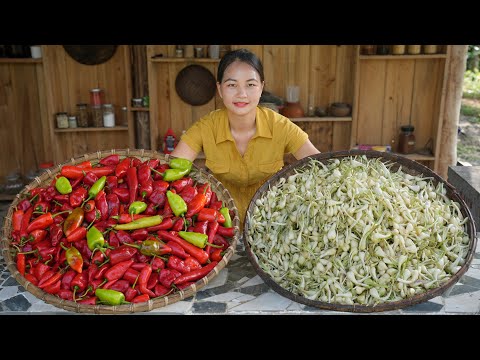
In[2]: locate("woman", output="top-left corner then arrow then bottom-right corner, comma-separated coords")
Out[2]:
171,48 -> 320,226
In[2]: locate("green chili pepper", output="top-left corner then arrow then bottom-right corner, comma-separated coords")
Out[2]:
55,176 -> 72,195
87,225 -> 105,251
169,158 -> 193,171
88,176 -> 107,200
166,190 -> 187,217
220,207 -> 233,228
95,288 -> 127,305
163,168 -> 190,182
124,239 -> 170,256
178,230 -> 209,248
113,215 -> 163,230
129,201 -> 147,215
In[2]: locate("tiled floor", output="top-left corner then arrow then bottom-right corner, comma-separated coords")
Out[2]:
1,200 -> 479,315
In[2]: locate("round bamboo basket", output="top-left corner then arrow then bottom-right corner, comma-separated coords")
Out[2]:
0,149 -> 240,314
243,150 -> 477,313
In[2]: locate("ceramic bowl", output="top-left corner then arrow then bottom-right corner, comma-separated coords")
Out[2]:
329,102 -> 351,117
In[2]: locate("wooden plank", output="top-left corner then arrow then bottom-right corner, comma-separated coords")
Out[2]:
169,62 -> 191,142
382,60 -> 415,151
295,121 -> 332,152
334,45 -> 356,105
356,60 -> 386,145
332,122 -> 352,151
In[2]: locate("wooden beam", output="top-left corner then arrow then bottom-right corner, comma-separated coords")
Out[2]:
436,45 -> 467,179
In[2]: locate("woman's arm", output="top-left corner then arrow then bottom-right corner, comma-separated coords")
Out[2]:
293,139 -> 320,160
170,140 -> 198,162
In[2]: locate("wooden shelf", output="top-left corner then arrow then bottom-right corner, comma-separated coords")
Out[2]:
359,54 -> 447,60
0,58 -> 42,64
54,126 -> 128,133
150,57 -> 221,63
292,116 -> 352,122
130,107 -> 149,112
394,153 -> 435,161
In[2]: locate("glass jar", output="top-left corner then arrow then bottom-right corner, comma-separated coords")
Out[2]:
120,106 -> 128,126
407,45 -> 421,55
76,103 -> 90,127
90,88 -> 104,106
91,105 -> 104,127
361,45 -> 376,55
423,45 -> 438,54
103,104 -> 115,127
392,45 -> 405,55
376,45 -> 389,55
56,112 -> 69,129
68,116 -> 77,128
398,125 -> 416,154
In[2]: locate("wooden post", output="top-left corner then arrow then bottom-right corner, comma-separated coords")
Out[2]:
436,45 -> 468,179
131,45 -> 150,149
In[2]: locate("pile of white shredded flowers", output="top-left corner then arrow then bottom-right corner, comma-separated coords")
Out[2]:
246,156 -> 471,305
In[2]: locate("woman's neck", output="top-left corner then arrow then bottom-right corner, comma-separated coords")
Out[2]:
228,109 -> 256,134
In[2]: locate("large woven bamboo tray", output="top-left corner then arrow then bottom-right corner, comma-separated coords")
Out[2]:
1,149 -> 240,314
243,150 -> 477,313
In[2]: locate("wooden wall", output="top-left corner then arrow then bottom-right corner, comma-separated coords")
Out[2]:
147,45 -> 356,152
0,61 -> 49,178
42,45 -> 133,163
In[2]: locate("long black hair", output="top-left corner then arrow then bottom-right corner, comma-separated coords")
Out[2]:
217,48 -> 264,83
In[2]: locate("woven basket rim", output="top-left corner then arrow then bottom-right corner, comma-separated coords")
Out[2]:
243,150 -> 477,313
1,148 -> 240,314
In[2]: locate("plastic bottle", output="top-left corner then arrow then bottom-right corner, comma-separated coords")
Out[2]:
398,125 -> 416,154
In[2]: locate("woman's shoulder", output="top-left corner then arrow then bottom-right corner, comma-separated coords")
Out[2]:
194,108 -> 227,127
257,106 -> 294,127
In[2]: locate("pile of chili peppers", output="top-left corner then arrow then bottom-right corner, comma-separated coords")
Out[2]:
9,154 -> 235,306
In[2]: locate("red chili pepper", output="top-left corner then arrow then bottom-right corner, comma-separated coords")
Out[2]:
61,269 -> 77,290
57,289 -> 74,301
84,208 -> 101,223
148,188 -> 166,208
154,283 -> 170,297
108,231 -> 120,248
34,262 -> 51,281
94,190 -> 108,221
66,226 -> 87,243
94,264 -> 110,280
151,256 -> 165,271
210,248 -> 224,262
12,210 -> 24,232
41,186 -> 57,202
205,220 -> 219,255
116,230 -> 133,245
109,279 -> 130,293
38,270 -> 63,289
28,229 -> 48,244
77,160 -> 93,170
104,259 -> 134,282
83,171 -> 99,186
213,234 -> 231,251
63,207 -> 85,237
152,164 -> 169,180
33,201 -> 50,214
143,202 -> 157,215
130,262 -> 148,271
43,279 -> 62,294
77,297 -> 97,305
152,179 -> 169,192
24,272 -> 39,286
17,199 -> 32,211
26,211 -> 68,234
166,240 -> 188,259
131,293 -> 149,303
196,183 -> 212,206
88,166 -> 115,178
161,197 -> 173,218
109,245 -> 138,265
122,267 -> 140,284
106,193 -> 120,217
100,154 -> 120,166
139,178 -> 153,199
71,272 -> 88,293
70,187 -> 88,208
146,217 -> 173,232
167,255 -> 190,274
216,226 -> 235,238
131,228 -> 149,241
137,265 -> 156,297
16,253 -> 26,276
20,207 -> 34,238
61,165 -> 86,180
115,157 -> 131,179
158,268 -> 182,288
197,208 -> 225,224
171,217 -> 185,232
170,178 -> 190,193
113,213 -> 148,224
173,261 -> 218,286
137,164 -> 152,185
147,272 -> 159,289
60,202 -> 74,213
185,192 -> 207,218
157,230 -> 209,264
193,220 -> 209,235
84,199 -> 96,212
126,167 -> 138,206
106,175 -> 118,192
179,185 -> 197,204
53,194 -> 70,203
112,187 -> 130,204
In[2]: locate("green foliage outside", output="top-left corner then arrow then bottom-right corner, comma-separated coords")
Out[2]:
463,69 -> 480,99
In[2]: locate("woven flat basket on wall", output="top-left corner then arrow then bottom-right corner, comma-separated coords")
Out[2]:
0,149 -> 240,314
243,150 -> 477,313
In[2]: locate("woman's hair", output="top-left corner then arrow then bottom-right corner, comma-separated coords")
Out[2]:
217,48 -> 264,83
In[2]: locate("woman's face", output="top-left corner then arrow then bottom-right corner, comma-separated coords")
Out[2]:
217,61 -> 264,117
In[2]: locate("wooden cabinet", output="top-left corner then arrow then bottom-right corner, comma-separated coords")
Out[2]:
351,45 -> 450,170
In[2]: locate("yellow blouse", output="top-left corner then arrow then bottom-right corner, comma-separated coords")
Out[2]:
181,106 -> 308,226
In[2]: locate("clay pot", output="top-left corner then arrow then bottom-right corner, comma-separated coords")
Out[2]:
280,102 -> 305,118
